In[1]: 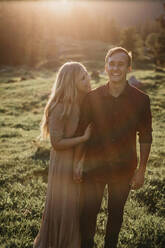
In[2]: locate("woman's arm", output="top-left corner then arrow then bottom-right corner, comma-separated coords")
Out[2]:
52,125 -> 91,150
49,104 -> 91,150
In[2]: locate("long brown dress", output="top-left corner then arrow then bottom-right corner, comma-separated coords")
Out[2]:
33,103 -> 81,248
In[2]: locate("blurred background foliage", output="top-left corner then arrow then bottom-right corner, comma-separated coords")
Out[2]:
0,0 -> 165,69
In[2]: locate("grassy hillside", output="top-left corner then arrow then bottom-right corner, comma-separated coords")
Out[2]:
0,66 -> 165,248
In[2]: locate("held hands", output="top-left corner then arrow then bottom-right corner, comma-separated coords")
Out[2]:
73,123 -> 92,183
130,167 -> 145,190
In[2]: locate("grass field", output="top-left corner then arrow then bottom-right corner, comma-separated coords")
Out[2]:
0,66 -> 165,248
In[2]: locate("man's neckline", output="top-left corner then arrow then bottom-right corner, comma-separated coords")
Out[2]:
102,81 -> 130,98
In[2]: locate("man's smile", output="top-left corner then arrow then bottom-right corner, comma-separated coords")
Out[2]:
111,73 -> 121,76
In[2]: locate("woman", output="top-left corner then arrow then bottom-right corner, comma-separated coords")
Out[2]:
33,62 -> 91,248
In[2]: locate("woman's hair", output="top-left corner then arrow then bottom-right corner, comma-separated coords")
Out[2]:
105,47 -> 132,67
40,61 -> 87,139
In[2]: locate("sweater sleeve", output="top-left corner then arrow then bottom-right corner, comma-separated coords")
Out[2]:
137,95 -> 153,144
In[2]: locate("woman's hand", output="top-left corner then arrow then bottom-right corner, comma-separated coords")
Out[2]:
73,157 -> 84,183
83,123 -> 92,142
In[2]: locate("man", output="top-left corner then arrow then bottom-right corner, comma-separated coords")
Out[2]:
73,47 -> 152,248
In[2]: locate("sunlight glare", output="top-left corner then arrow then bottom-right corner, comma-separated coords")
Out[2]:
45,0 -> 72,15
61,0 -> 68,6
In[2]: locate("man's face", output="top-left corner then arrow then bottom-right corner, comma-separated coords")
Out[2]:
105,52 -> 130,84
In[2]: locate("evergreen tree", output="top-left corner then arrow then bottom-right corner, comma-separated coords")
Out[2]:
146,2 -> 165,67
155,31 -> 165,66
145,33 -> 158,65
137,20 -> 160,42
120,27 -> 143,60
99,18 -> 121,44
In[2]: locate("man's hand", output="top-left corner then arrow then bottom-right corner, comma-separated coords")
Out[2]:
130,167 -> 145,190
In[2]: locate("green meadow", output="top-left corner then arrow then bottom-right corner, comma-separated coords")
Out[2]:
0,66 -> 165,248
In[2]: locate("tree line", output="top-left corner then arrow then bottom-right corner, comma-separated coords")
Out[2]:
0,2 -> 164,68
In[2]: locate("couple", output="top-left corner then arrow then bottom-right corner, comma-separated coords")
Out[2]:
33,47 -> 152,248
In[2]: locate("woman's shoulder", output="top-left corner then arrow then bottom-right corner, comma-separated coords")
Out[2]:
49,102 -> 64,119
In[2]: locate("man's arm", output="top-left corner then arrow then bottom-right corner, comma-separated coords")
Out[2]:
131,143 -> 151,189
139,143 -> 152,173
131,95 -> 152,190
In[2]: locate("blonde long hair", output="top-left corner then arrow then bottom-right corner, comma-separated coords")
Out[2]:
40,61 -> 87,139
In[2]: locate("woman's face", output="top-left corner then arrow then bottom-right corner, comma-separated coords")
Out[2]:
76,69 -> 91,93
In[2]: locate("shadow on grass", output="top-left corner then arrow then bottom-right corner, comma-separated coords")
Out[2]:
0,132 -> 22,138
31,146 -> 50,182
135,178 -> 165,217
31,146 -> 50,161
33,168 -> 48,183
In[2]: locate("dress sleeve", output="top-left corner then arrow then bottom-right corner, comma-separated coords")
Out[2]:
137,95 -> 153,144
48,103 -> 65,148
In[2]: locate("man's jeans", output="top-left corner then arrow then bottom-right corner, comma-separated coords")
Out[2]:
80,177 -> 131,248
